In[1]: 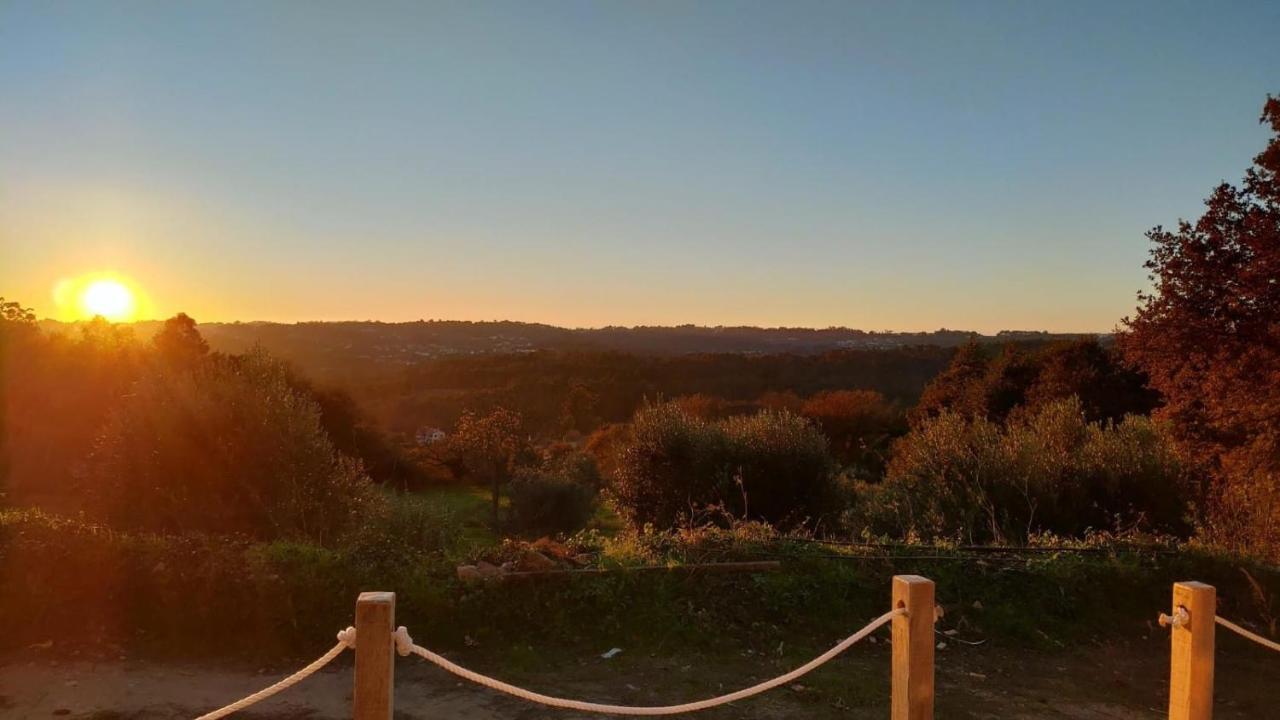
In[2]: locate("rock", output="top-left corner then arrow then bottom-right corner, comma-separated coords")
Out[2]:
517,550 -> 558,572
456,565 -> 483,583
476,561 -> 503,578
972,600 -> 983,610
936,641 -> 947,650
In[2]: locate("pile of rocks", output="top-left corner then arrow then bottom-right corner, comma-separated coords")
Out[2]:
456,539 -> 593,582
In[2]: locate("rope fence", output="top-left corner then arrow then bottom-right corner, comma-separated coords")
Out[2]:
193,575 -> 1276,720
193,628 -> 356,720
400,608 -> 901,715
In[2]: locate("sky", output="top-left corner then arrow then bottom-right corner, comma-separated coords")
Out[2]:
2,1 -> 1278,333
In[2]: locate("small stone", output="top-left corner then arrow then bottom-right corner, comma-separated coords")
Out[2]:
936,642 -> 947,650
972,600 -> 983,610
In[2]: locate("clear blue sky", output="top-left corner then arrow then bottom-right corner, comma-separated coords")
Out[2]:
2,1 -> 1277,332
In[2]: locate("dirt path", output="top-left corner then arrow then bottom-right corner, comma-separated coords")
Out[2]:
0,636 -> 1272,719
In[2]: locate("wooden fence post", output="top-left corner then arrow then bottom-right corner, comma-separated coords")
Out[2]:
892,575 -> 935,720
1168,581 -> 1215,720
354,591 -> 396,720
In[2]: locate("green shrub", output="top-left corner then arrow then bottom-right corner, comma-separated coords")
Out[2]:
850,397 -> 1191,543
508,472 -> 597,537
86,348 -> 382,544
613,402 -> 835,530
343,492 -> 466,571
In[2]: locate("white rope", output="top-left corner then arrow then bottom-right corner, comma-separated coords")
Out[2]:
1159,607 -> 1280,654
400,608 -> 904,715
193,627 -> 357,720
1215,616 -> 1280,653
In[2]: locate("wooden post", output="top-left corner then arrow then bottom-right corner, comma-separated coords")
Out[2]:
354,591 -> 396,720
892,575 -> 935,720
1168,581 -> 1215,720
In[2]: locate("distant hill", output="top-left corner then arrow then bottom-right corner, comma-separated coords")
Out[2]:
37,319 -> 1104,381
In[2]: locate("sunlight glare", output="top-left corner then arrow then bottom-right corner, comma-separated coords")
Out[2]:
82,280 -> 135,320
53,273 -> 148,321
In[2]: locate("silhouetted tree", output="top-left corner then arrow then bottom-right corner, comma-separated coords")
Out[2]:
153,313 -> 209,367
1121,96 -> 1280,558
0,297 -> 35,325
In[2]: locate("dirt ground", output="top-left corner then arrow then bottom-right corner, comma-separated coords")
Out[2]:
0,632 -> 1273,719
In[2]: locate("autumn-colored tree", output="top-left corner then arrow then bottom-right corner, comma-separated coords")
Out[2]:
153,312 -> 209,367
913,338 -> 1153,426
911,340 -> 990,421
1121,97 -> 1280,558
800,389 -> 904,478
450,407 -> 529,531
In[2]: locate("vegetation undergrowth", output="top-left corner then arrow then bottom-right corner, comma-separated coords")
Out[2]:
4,507 -> 1277,665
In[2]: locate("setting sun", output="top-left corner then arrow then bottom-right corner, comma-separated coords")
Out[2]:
81,280 -> 135,320
52,272 -> 149,322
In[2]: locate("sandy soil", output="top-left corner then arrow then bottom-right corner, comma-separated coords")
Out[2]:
0,633 -> 1273,719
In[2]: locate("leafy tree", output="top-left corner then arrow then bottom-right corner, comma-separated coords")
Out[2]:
0,297 -> 37,497
152,312 -> 209,367
0,297 -> 35,325
450,407 -> 530,531
1121,97 -> 1280,558
800,389 -> 905,479
87,348 -> 379,542
913,338 -> 1153,425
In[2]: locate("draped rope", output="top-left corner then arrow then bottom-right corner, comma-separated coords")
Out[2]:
398,607 -> 904,715
192,627 -> 356,720
1215,616 -> 1280,653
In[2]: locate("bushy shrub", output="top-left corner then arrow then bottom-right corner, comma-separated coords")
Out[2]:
613,402 -> 835,530
849,397 -> 1190,543
508,472 -> 597,537
86,348 -> 382,543
343,492 -> 466,571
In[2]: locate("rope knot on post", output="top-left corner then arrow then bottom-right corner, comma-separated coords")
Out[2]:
1159,606 -> 1190,629
337,626 -> 358,649
393,626 -> 415,657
